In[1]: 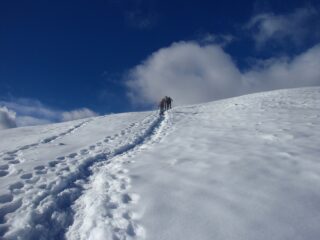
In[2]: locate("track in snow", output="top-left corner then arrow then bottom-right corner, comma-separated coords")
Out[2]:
1,111 -> 168,240
67,111 -> 173,240
0,120 -> 91,180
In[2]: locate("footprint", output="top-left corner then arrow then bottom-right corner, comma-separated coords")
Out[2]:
122,211 -> 132,220
35,169 -> 47,175
104,139 -> 109,143
19,145 -> 30,150
110,174 -> 117,180
68,153 -> 77,158
41,136 -> 57,143
122,193 -> 132,204
38,184 -> 47,189
34,165 -> 45,170
89,145 -> 96,150
9,182 -> 24,191
49,161 -> 59,167
120,183 -> 127,190
126,222 -> 142,237
0,171 -> 9,177
3,156 -> 14,161
0,165 -> 9,170
19,145 -> 31,150
9,160 -> 20,165
0,194 -> 13,204
106,202 -> 118,209
25,177 -> 40,184
126,223 -> 136,237
80,149 -> 88,155
6,151 -> 17,155
20,173 -> 33,180
56,156 -> 65,161
0,199 -> 22,224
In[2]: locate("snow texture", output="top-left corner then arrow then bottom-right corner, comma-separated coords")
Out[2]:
0,87 -> 320,240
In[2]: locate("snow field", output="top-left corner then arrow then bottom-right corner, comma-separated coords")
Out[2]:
0,111 -> 160,239
128,87 -> 320,240
0,87 -> 320,240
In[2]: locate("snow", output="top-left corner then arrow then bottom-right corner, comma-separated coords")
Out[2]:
1,87 -> 320,240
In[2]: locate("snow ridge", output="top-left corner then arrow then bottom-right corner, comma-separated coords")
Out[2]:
2,112 -> 165,240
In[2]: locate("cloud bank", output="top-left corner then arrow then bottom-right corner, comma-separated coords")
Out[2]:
244,44 -> 320,92
125,6 -> 320,107
0,98 -> 99,128
126,41 -> 320,106
246,7 -> 320,48
126,42 -> 243,106
1,98 -> 61,125
0,106 -> 17,130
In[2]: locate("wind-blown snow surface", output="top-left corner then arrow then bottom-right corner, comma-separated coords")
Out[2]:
1,87 -> 320,240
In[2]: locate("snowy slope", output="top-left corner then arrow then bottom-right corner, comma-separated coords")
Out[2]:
1,87 -> 320,240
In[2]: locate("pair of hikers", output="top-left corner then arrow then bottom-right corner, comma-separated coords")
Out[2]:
159,96 -> 173,115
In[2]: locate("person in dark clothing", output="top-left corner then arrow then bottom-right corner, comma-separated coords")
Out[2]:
166,96 -> 173,110
159,98 -> 166,115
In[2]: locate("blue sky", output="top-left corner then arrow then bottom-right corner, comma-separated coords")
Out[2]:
1,0 -> 320,127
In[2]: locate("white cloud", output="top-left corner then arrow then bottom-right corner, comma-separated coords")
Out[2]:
0,98 -> 60,126
126,41 -> 320,106
247,7 -> 319,48
0,98 -> 59,122
244,44 -> 320,92
0,106 -> 17,130
126,42 -> 243,106
61,108 -> 98,122
0,98 -> 99,127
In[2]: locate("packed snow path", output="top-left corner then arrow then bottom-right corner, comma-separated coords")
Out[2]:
1,87 -> 320,240
0,112 -> 166,239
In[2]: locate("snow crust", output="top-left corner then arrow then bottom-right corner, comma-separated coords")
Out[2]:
1,87 -> 320,240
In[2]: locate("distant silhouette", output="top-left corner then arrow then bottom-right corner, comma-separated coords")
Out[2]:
165,96 -> 173,110
159,98 -> 166,115
159,96 -> 173,115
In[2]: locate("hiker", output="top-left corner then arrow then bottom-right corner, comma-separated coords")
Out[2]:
159,98 -> 166,115
166,96 -> 173,110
